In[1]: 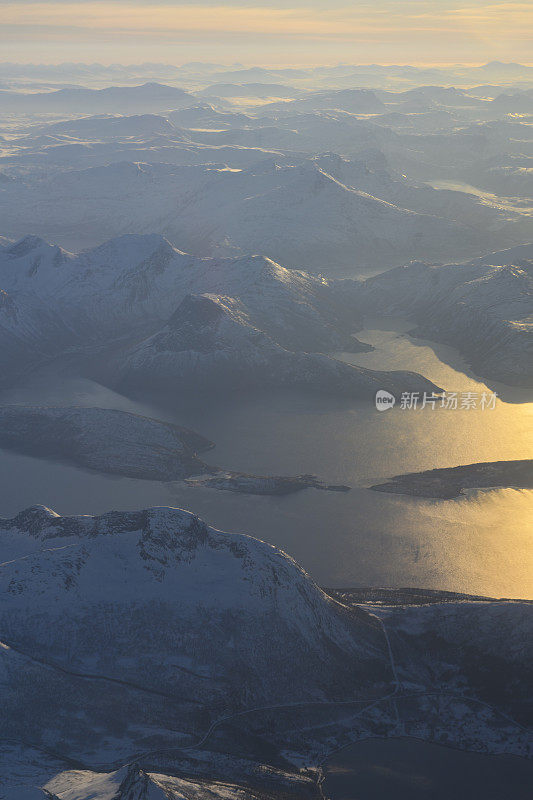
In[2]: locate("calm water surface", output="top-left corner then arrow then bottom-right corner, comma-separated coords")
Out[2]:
0,321 -> 531,597
323,737 -> 533,800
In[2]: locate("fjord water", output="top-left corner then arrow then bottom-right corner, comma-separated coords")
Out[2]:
0,321 -> 531,598
323,737 -> 533,800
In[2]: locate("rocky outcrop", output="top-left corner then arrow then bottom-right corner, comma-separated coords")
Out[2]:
0,405 -> 214,480
371,459 -> 533,499
0,404 -> 350,493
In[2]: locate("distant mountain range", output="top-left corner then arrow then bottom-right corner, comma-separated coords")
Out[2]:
2,61 -> 533,90
1,77 -> 530,272
0,82 -> 194,114
0,156 -> 510,269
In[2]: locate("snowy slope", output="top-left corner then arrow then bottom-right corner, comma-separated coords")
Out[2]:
0,506 -> 531,797
43,763 -> 285,799
0,404 -> 349,493
311,152 -> 502,226
0,232 -> 440,396
0,156 -> 501,268
0,505 -> 387,756
0,233 -> 347,361
0,405 -> 214,480
199,82 -> 300,99
41,113 -> 177,139
117,292 -> 440,399
172,160 -> 488,270
355,252 -> 533,387
0,506 -> 531,795
384,600 -> 533,725
257,89 -> 386,116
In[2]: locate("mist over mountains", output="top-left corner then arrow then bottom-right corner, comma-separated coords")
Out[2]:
0,61 -> 532,799
1,67 -> 531,270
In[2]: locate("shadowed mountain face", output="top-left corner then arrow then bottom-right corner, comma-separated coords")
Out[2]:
350,250 -> 533,388
0,82 -> 195,114
0,404 -> 350,494
117,291 -> 440,399
0,233 -> 440,400
2,230 -> 527,394
0,505 -> 389,748
0,405 -> 215,480
0,506 -> 531,798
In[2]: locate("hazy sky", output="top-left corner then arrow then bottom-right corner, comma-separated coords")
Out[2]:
1,1 -> 532,65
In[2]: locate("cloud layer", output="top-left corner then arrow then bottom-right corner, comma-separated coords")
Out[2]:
1,1 -> 532,64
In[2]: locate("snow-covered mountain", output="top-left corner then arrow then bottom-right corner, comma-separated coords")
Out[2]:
1,66 -> 531,800
42,763 -> 286,799
167,104 -> 253,128
260,88 -> 387,115
353,248 -> 533,387
0,234 -> 197,375
4,59 -> 532,93
0,233 -> 343,361
171,159 -> 492,270
199,82 -> 300,99
41,113 -> 177,139
0,157 -> 500,268
0,404 -> 349,494
117,291 -> 439,399
0,82 -> 195,114
0,233 -> 441,398
0,506 -> 531,797
311,152 -> 502,226
0,405 -> 214,480
0,504 -> 388,759
0,229 -> 527,394
1,86 -> 528,270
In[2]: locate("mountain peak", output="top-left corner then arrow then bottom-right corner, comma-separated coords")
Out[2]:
5,236 -> 71,273
10,504 -> 60,531
90,232 -> 177,263
7,234 -> 52,257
